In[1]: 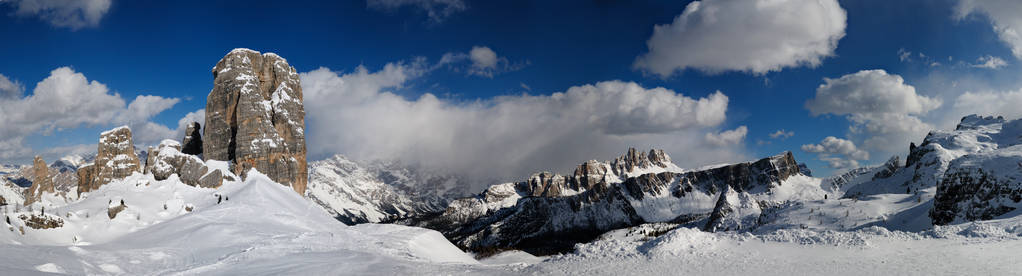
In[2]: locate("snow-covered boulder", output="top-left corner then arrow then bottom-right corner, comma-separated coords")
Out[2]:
145,140 -> 230,188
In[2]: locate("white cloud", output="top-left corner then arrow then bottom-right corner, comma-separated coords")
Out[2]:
801,136 -> 869,160
801,136 -> 868,169
0,67 -> 180,163
118,95 -> 179,124
898,48 -> 912,62
436,46 -> 526,78
366,0 -> 466,23
955,0 -> 1022,59
0,73 -> 24,99
469,46 -> 498,70
806,69 -> 940,157
769,129 -> 795,139
5,0 -> 111,30
519,82 -> 531,91
806,70 -> 941,116
972,55 -> 1008,69
174,109 -> 205,138
705,126 -> 748,146
818,156 -> 859,169
634,0 -> 847,76
951,89 -> 1022,120
300,64 -> 743,187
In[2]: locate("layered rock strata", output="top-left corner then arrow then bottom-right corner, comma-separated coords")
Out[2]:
77,126 -> 142,196
204,49 -> 307,194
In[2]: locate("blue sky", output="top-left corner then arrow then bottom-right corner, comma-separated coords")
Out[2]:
2,0 -> 1022,180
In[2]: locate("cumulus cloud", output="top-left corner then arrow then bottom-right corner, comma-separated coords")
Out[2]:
0,67 -> 180,163
769,129 -> 795,140
0,73 -> 24,99
5,0 -> 111,30
705,126 -> 748,146
300,63 -> 745,187
801,136 -> 868,169
951,89 -> 1022,120
634,0 -> 847,76
436,46 -> 526,78
807,70 -> 941,116
972,55 -> 1008,69
806,69 -> 940,158
366,0 -> 466,23
956,0 -> 1022,59
174,109 -> 205,137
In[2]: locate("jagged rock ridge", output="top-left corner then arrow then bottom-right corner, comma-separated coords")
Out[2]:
415,148 -> 804,255
204,48 -> 307,195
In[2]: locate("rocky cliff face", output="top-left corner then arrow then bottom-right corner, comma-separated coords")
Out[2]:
23,156 -> 55,205
416,149 -> 804,255
927,116 -> 1022,225
204,49 -> 307,195
78,126 -> 142,196
702,184 -> 761,232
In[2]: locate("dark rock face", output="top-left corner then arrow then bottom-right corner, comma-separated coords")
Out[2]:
181,122 -> 203,156
871,156 -> 900,181
919,115 -> 1022,225
798,163 -> 812,177
78,127 -> 142,196
204,49 -> 307,195
76,165 -> 97,197
418,149 -> 802,255
931,165 -> 1022,225
24,156 -> 55,205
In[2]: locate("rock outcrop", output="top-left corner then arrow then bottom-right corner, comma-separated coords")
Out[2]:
78,126 -> 142,196
23,156 -> 55,205
417,149 -> 804,255
928,116 -> 1022,225
145,140 -> 230,188
204,49 -> 307,195
702,184 -> 762,232
181,122 -> 203,156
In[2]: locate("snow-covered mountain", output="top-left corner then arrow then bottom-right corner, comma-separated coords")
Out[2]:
414,148 -> 822,254
307,154 -> 471,225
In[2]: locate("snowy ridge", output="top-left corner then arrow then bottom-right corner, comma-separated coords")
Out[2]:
418,149 -> 807,254
306,154 -> 464,225
0,168 -> 492,274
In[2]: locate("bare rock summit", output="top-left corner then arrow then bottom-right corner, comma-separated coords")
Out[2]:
77,126 -> 142,196
203,49 -> 307,195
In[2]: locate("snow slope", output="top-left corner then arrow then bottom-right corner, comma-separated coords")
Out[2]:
0,170 -> 512,275
525,225 -> 1022,275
